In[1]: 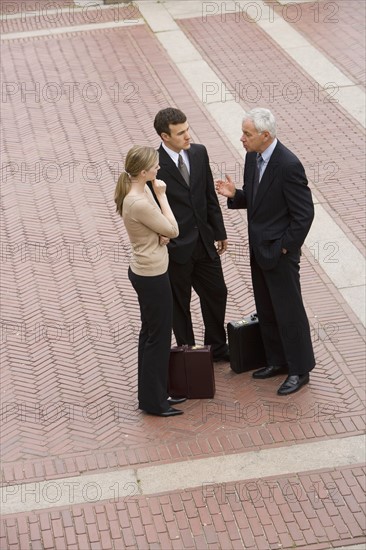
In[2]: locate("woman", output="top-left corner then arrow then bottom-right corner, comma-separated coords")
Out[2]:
115,145 -> 185,417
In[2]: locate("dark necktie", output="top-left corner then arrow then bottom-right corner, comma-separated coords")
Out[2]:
178,153 -> 190,187
252,153 -> 264,203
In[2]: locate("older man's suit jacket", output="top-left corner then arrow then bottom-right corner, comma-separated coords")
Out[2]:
228,140 -> 314,270
155,144 -> 227,264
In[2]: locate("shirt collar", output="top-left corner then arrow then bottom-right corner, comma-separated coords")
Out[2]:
162,142 -> 189,166
260,138 -> 277,163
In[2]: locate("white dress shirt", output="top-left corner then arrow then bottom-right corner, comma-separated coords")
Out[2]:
162,142 -> 190,174
258,138 -> 277,180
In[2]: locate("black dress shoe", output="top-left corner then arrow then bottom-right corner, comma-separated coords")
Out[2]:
213,350 -> 230,363
145,407 -> 184,417
167,397 -> 187,405
277,374 -> 309,395
252,365 -> 287,379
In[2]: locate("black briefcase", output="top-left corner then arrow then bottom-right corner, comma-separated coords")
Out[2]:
168,345 -> 215,399
227,313 -> 267,373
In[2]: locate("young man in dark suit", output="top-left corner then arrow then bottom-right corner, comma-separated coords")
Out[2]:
153,108 -> 229,362
216,108 -> 315,395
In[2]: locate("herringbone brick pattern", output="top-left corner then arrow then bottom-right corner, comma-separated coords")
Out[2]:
1,5 -> 365,549
1,17 -> 365,482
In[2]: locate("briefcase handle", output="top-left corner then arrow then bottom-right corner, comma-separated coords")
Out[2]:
174,345 -> 209,351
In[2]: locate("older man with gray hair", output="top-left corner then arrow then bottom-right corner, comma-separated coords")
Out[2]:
216,108 -> 315,395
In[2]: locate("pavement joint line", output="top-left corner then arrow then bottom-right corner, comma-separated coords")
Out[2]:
1,434 -> 365,515
0,20 -> 144,40
137,0 -> 366,327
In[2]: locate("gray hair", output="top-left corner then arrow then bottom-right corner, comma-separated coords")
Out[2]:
243,108 -> 277,138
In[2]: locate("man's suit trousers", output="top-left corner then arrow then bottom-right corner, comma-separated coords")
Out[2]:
168,236 -> 228,358
251,251 -> 315,375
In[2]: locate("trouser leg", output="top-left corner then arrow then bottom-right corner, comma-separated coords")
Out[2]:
251,252 -> 315,374
168,258 -> 195,346
191,242 -> 228,358
262,252 -> 315,375
251,254 -> 287,367
129,269 -> 173,413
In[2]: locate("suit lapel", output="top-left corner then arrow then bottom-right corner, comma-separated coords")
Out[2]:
245,154 -> 256,211
159,145 -> 190,189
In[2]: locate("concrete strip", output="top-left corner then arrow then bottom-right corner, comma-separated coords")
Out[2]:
163,0 -> 269,21
74,0 -> 104,5
339,286 -> 366,326
138,434 -> 366,495
179,60 -> 234,104
277,43 -> 354,87
335,86 -> 366,127
306,202 -> 366,299
156,31 -> 203,63
1,435 -> 365,514
205,101 -> 247,153
135,0 -> 179,32
0,18 -> 144,40
161,1 -> 209,20
1,469 -> 137,515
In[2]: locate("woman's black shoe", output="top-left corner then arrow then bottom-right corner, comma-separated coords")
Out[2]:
168,397 -> 187,405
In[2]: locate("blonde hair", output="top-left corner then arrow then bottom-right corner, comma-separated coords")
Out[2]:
114,145 -> 158,216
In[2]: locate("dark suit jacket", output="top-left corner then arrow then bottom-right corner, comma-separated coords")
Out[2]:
229,140 -> 314,270
154,144 -> 227,264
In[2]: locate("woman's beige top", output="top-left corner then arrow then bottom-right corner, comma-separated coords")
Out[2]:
122,185 -> 179,276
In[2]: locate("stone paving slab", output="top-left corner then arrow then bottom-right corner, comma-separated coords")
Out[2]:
1,465 -> 365,549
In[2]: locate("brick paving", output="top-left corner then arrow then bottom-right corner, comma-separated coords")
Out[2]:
0,3 -> 140,34
1,466 -> 365,549
1,0 -> 74,16
271,0 -> 366,88
1,1 -> 365,549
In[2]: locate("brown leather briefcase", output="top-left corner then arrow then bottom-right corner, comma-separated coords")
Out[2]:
168,345 -> 215,399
